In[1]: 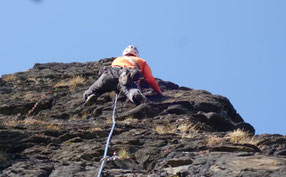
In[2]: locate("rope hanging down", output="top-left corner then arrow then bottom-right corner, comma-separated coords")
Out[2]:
97,93 -> 119,177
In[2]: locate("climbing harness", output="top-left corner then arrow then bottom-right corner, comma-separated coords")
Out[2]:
97,93 -> 119,177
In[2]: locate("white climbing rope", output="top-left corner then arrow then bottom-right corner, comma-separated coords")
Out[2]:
97,93 -> 118,177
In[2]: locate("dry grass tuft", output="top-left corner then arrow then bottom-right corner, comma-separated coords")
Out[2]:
207,135 -> 224,146
179,123 -> 200,138
11,91 -> 43,102
2,74 -> 17,82
23,91 -> 40,102
23,91 -> 35,101
27,77 -> 40,85
3,117 -> 63,130
205,129 -> 259,147
177,123 -> 190,132
121,116 -> 138,125
45,122 -> 62,130
90,127 -> 103,132
54,76 -> 85,90
3,117 -> 37,127
226,129 -> 250,143
154,125 -> 168,134
154,123 -> 177,135
153,122 -> 200,138
226,129 -> 258,145
117,148 -> 131,159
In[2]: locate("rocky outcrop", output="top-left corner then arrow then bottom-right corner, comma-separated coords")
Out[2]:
0,58 -> 285,177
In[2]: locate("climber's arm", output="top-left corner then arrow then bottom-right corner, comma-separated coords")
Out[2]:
141,62 -> 162,95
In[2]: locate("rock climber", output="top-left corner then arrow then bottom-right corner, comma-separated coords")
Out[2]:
83,45 -> 162,106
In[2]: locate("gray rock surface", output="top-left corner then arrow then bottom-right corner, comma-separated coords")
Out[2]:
0,58 -> 285,177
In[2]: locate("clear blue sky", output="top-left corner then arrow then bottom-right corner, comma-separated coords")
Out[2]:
0,0 -> 285,135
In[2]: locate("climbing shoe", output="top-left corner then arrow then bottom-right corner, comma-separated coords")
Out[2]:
83,94 -> 97,106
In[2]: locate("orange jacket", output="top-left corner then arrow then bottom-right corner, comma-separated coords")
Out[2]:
111,56 -> 162,94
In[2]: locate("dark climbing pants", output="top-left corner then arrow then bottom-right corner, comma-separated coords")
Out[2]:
83,67 -> 146,105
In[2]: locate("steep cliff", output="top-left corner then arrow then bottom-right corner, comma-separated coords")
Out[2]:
0,58 -> 285,177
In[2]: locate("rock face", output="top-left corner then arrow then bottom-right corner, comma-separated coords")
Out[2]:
0,58 -> 285,177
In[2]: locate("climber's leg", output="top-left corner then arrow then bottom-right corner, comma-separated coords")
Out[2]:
83,67 -> 119,106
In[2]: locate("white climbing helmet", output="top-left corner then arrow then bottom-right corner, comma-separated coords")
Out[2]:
122,45 -> 139,57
